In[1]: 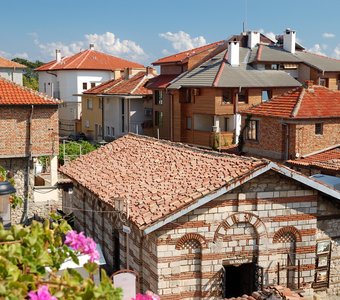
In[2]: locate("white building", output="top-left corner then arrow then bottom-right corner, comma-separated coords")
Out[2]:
36,44 -> 145,136
0,57 -> 26,85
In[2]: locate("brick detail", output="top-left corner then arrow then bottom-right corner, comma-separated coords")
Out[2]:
175,233 -> 207,250
214,212 -> 268,241
273,226 -> 302,243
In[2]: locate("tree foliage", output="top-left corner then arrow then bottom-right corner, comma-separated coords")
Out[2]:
11,58 -> 45,91
58,141 -> 99,165
0,217 -> 122,299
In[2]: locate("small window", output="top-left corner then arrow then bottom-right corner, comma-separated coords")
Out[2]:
155,111 -> 163,127
106,126 -> 110,136
179,88 -> 192,103
43,83 -> 47,93
155,90 -> 163,105
144,108 -> 153,117
111,127 -> 115,137
319,78 -> 328,87
262,90 -> 271,102
238,89 -> 248,103
186,117 -> 192,130
222,89 -> 232,104
99,98 -> 103,109
83,82 -> 88,90
91,82 -> 96,88
85,120 -> 90,128
315,123 -> 323,135
87,99 -> 93,110
224,118 -> 229,131
246,120 -> 258,141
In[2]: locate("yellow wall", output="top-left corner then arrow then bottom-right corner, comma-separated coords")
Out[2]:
81,95 -> 102,140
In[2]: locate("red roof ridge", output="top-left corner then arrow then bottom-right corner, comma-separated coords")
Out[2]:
291,88 -> 305,117
256,44 -> 263,61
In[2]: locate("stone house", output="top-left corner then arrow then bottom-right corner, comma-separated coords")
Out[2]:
36,44 -> 145,135
0,77 -> 60,225
59,134 -> 340,299
81,68 -> 156,142
240,82 -> 340,161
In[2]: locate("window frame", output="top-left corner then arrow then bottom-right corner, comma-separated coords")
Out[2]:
155,90 -> 163,105
315,123 -> 323,135
86,99 -> 93,110
155,111 -> 163,127
82,82 -> 88,90
246,120 -> 259,141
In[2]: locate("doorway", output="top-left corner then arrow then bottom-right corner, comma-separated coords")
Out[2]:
223,263 -> 258,298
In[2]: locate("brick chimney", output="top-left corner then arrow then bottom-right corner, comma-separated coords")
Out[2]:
283,29 -> 296,54
124,67 -> 132,79
247,31 -> 260,49
227,40 -> 240,67
56,49 -> 61,63
89,43 -> 95,50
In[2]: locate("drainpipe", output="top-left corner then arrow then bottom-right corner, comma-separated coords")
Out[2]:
169,92 -> 173,141
101,97 -> 105,141
284,123 -> 289,160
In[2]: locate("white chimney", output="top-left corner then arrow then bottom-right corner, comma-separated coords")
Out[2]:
283,28 -> 296,54
247,31 -> 260,48
56,49 -> 61,63
227,40 -> 240,67
89,43 -> 95,50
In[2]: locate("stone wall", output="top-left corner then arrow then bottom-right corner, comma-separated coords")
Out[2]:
154,171 -> 318,299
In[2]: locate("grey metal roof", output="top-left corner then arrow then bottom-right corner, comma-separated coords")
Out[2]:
294,51 -> 340,72
249,45 -> 302,63
168,46 -> 301,89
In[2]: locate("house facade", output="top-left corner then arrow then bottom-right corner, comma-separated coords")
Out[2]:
0,56 -> 26,85
146,29 -> 340,149
0,77 -> 60,225
240,82 -> 340,160
81,68 -> 155,142
36,44 -> 144,135
60,134 -> 340,300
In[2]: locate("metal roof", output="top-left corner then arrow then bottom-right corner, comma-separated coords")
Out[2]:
310,174 -> 340,191
250,45 -> 302,63
294,51 -> 340,72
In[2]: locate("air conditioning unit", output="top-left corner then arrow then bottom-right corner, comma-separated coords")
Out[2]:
193,88 -> 201,96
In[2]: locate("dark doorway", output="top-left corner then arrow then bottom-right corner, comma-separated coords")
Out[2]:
223,263 -> 258,298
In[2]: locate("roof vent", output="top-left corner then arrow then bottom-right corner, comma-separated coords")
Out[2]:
227,40 -> 240,67
283,29 -> 296,54
89,43 -> 95,50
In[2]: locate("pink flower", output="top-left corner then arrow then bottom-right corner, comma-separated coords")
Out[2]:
133,291 -> 160,300
28,285 -> 57,300
65,230 -> 99,262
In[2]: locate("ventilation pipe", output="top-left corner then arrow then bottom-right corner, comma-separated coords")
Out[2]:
227,40 -> 240,67
55,49 -> 61,63
89,43 -> 95,50
283,29 -> 296,54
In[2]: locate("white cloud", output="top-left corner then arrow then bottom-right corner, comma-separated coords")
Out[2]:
308,44 -> 327,56
333,46 -> 340,59
256,29 -> 277,42
31,32 -> 147,63
323,32 -> 335,38
159,31 -> 207,52
0,50 -> 29,60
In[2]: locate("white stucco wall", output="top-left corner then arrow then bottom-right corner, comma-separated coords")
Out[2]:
0,68 -> 24,85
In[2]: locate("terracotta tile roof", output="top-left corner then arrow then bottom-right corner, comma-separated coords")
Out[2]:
287,146 -> 340,172
152,41 -> 224,65
146,74 -> 178,89
0,57 -> 26,68
84,71 -> 154,96
242,85 -> 340,119
0,77 -> 60,105
36,49 -> 144,72
59,134 -> 268,229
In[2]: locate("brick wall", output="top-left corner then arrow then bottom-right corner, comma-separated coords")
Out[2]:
0,105 -> 59,157
242,116 -> 340,160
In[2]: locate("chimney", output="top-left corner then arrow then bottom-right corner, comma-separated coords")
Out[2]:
146,66 -> 156,77
305,80 -> 314,89
283,28 -> 296,54
124,67 -> 132,79
89,43 -> 95,50
227,40 -> 240,67
247,31 -> 260,48
56,49 -> 61,63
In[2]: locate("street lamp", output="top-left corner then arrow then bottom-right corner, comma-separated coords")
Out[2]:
0,181 -> 16,213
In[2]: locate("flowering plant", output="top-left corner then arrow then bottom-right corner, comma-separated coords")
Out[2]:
133,291 -> 160,300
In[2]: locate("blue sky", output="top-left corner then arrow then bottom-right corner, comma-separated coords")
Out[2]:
1,0 -> 339,65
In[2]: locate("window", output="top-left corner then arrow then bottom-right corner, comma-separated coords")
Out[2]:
155,90 -> 163,105
106,126 -> 110,136
144,108 -> 153,117
91,82 -> 96,88
86,99 -> 93,110
43,83 -> 47,93
238,89 -> 248,103
222,89 -> 233,104
186,117 -> 192,130
155,111 -> 163,127
85,120 -> 90,128
99,98 -> 103,109
261,90 -> 271,102
246,120 -> 258,141
224,118 -> 229,131
121,98 -> 125,133
111,127 -> 115,137
179,88 -> 192,103
319,78 -> 328,87
82,82 -> 88,90
315,123 -> 323,135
